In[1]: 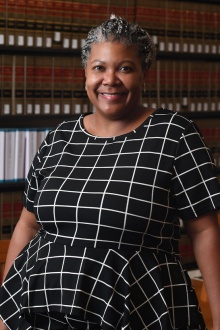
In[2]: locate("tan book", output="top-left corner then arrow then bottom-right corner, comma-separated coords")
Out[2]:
180,61 -> 189,112
25,55 -> 35,114
172,61 -> 181,112
71,25 -> 80,50
165,61 -> 175,111
53,0 -> 63,24
41,57 -> 53,114
33,56 -> 44,115
142,61 -> 157,110
2,55 -> 13,115
5,0 -> 17,46
14,56 -> 25,114
62,57 -> 74,114
164,1 -> 181,53
26,20 -> 35,47
14,0 -> 26,47
16,0 -> 26,21
0,18 -> 5,45
16,20 -> 26,47
52,56 -> 62,114
35,21 -> 44,48
63,0 -> 72,26
0,192 -> 13,239
0,0 -> 7,21
72,1 -> 81,26
62,24 -> 72,49
73,57 -> 85,91
209,63 -> 219,112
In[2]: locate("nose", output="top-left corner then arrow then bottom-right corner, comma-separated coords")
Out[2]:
102,69 -> 120,87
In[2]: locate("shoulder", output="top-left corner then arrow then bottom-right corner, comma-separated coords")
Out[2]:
151,108 -> 192,129
55,114 -> 83,131
147,108 -> 195,136
46,114 -> 83,141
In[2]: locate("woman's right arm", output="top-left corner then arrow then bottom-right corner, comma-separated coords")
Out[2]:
0,207 -> 40,329
1,207 -> 40,282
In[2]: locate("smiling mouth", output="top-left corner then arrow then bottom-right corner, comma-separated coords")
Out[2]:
100,92 -> 126,99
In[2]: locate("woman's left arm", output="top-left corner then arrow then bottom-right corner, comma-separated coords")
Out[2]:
184,211 -> 220,330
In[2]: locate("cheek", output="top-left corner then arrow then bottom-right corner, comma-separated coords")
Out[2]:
85,76 -> 100,90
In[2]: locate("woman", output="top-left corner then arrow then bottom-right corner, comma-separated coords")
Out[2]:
0,15 -> 220,330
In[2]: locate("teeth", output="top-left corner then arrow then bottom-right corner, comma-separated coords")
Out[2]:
103,93 -> 120,95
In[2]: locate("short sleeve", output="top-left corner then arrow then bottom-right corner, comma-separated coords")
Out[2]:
171,121 -> 220,220
23,132 -> 50,213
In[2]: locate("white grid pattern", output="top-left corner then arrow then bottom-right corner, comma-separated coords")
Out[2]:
0,108 -> 219,330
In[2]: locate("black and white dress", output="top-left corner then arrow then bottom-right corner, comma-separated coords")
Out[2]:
0,108 -> 220,330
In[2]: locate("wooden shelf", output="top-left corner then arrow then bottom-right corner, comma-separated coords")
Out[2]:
0,181 -> 25,192
0,114 -> 77,128
157,51 -> 220,62
180,111 -> 220,120
0,112 -> 219,129
0,45 -> 219,62
0,46 -> 81,57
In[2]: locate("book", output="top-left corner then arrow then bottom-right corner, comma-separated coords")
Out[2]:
4,129 -> 16,182
25,55 -> 35,114
25,128 -> 38,177
2,55 -> 13,115
41,57 -> 53,114
0,130 -> 5,182
14,55 -> 25,114
52,56 -> 62,114
14,129 -> 26,181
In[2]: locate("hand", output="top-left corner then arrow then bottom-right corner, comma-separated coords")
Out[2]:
0,320 -> 8,330
212,322 -> 220,330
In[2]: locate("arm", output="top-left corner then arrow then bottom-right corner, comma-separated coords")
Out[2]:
0,207 -> 40,330
2,207 -> 40,282
183,211 -> 220,330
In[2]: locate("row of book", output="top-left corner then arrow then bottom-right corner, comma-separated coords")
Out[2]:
0,1 -> 219,54
0,191 -> 23,239
137,1 -> 220,54
142,60 -> 220,113
0,128 -> 49,182
0,54 -> 91,115
1,54 -> 220,115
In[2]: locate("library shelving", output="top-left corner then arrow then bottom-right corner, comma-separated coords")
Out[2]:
0,0 -> 220,246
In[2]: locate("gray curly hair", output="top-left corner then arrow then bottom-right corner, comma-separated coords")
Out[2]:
81,15 -> 156,70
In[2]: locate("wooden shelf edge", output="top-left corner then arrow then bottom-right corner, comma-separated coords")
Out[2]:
0,181 -> 25,192
0,112 -> 219,129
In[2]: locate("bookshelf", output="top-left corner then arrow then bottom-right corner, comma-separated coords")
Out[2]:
0,0 -> 220,243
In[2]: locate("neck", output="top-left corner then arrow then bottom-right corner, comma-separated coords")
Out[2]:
84,106 -> 155,138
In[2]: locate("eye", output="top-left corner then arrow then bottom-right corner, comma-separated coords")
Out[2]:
119,66 -> 132,73
93,65 -> 105,71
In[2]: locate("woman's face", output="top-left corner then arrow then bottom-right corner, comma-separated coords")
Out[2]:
85,41 -> 146,120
